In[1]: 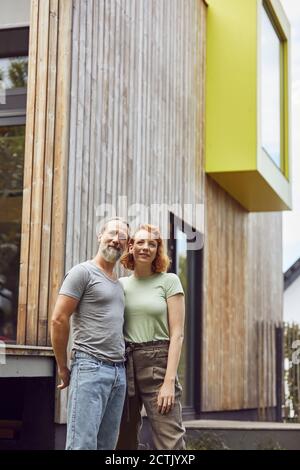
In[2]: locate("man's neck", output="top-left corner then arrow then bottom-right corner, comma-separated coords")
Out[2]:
92,254 -> 115,277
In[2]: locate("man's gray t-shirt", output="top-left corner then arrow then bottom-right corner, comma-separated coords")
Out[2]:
59,260 -> 125,362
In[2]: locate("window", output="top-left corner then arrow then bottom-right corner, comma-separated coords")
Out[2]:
206,0 -> 291,211
0,28 -> 29,343
261,2 -> 285,171
174,226 -> 190,406
169,214 -> 203,415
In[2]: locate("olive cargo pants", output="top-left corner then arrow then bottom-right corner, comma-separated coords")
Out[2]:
117,341 -> 185,450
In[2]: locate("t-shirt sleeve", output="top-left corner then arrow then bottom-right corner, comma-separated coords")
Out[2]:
164,273 -> 184,298
59,264 -> 89,301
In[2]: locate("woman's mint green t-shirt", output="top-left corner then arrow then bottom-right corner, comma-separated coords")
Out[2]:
119,272 -> 184,343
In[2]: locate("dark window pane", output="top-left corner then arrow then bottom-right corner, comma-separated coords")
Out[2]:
0,125 -> 25,344
176,228 -> 190,406
0,28 -> 28,344
0,28 -> 29,59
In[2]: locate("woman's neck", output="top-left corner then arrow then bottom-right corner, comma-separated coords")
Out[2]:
134,264 -> 154,279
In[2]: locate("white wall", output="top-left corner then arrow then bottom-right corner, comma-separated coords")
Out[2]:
284,275 -> 300,323
0,0 -> 30,28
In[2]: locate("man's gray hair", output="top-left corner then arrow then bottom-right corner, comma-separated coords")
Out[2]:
98,217 -> 130,237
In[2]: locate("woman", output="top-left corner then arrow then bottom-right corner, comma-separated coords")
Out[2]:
117,223 -> 185,450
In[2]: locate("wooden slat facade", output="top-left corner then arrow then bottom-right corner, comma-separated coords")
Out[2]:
66,0 -> 206,271
16,0 -> 283,416
203,176 -> 283,412
17,0 -> 72,346
63,0 -> 283,414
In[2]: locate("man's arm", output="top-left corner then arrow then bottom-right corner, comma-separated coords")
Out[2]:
51,294 -> 79,390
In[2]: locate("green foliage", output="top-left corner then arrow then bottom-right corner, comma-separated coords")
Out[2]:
284,323 -> 300,422
187,434 -> 286,450
8,59 -> 28,88
178,254 -> 187,293
256,439 -> 285,450
0,126 -> 25,193
187,433 -> 229,450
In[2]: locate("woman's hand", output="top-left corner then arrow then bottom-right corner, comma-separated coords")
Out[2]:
157,379 -> 175,414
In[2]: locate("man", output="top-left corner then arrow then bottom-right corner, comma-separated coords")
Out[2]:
51,217 -> 129,450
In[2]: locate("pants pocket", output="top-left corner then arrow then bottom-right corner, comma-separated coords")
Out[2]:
78,359 -> 100,372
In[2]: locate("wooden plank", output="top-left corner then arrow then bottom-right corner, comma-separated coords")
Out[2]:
87,0 -> 99,258
135,0 -> 142,207
17,0 -> 39,345
105,0 -> 115,202
6,345 -> 54,356
47,0 -> 73,344
126,0 -> 136,209
50,0 -> 73,424
187,0 -> 192,208
161,0 -> 167,207
66,0 -> 80,271
38,0 -> 59,346
93,0 -> 104,240
199,1 -> 206,410
120,0 -> 129,207
100,0 -> 110,208
141,0 -> 147,206
144,0 -> 150,207
50,0 -> 73,426
152,0 -> 159,209
161,0 -> 167,208
112,0 -> 120,209
26,0 -> 50,345
175,0 -> 182,209
80,0 -> 93,263
73,0 -> 86,265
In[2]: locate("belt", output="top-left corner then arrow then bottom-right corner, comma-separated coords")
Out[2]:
125,340 -> 170,397
72,350 -> 125,367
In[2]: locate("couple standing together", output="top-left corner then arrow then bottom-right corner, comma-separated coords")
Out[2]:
51,218 -> 186,450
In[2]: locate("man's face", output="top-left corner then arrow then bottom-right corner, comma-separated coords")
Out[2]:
99,221 -> 128,263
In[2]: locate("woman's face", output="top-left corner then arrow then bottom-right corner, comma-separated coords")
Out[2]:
130,229 -> 158,267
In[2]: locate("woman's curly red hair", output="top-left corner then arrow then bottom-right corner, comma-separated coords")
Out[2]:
120,224 -> 170,273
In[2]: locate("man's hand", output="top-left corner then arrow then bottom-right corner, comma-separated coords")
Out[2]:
57,366 -> 71,390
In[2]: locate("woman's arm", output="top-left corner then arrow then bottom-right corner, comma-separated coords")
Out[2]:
157,293 -> 185,414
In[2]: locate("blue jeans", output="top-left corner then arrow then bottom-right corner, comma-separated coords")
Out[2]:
66,351 -> 126,450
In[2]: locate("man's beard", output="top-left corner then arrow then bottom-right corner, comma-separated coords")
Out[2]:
100,245 -> 122,263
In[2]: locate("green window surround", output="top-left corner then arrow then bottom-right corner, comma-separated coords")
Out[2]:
206,0 -> 291,212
